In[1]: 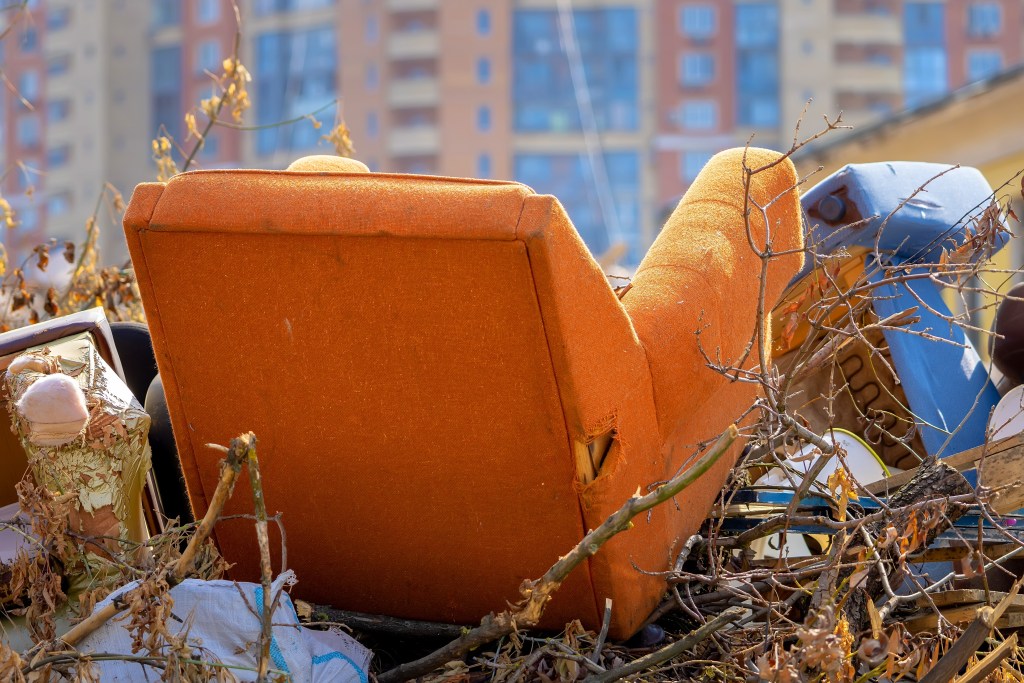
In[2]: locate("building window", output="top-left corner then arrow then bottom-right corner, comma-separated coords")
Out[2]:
967,2 -> 1001,37
477,153 -> 492,179
477,9 -> 491,35
19,207 -> 39,231
48,54 -> 72,77
47,145 -> 71,168
47,99 -> 71,123
255,26 -> 337,154
967,49 -> 1003,81
679,5 -> 715,40
47,6 -> 71,30
151,45 -> 183,140
16,115 -> 40,149
513,8 -> 638,132
20,27 -> 37,51
681,150 -> 715,182
476,57 -> 491,84
679,53 -> 714,87
673,100 -> 718,129
365,16 -> 379,43
199,132 -> 220,158
197,0 -> 220,24
253,0 -> 335,15
18,71 -> 39,104
903,3 -> 947,106
904,48 -> 946,104
477,105 -> 491,131
196,40 -> 220,75
905,2 -> 945,42
735,3 -> 780,128
367,111 -> 378,138
515,152 -> 641,262
153,0 -> 181,27
365,63 -> 378,89
47,192 -> 71,217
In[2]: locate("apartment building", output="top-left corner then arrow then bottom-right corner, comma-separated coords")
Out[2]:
0,0 -> 150,259
1,0 -> 1021,264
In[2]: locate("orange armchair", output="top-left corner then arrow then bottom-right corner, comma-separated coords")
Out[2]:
123,148 -> 802,639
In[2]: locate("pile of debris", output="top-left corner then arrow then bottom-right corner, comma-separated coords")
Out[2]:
1,149 -> 1024,683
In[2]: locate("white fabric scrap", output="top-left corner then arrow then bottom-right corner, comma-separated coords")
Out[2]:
75,570 -> 371,683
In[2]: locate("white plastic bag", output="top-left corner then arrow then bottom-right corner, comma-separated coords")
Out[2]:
76,571 -> 370,682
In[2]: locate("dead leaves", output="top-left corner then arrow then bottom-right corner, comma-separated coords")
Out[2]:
322,121 -> 356,158
939,200 -> 1012,276
827,464 -> 858,523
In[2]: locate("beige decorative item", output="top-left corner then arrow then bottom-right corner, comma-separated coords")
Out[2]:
14,372 -> 90,446
4,333 -> 153,555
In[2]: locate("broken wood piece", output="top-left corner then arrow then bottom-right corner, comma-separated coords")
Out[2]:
919,580 -> 1023,682
904,606 -> 1024,633
952,631 -> 1018,683
573,432 -> 616,485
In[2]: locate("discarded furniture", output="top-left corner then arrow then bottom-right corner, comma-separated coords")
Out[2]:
0,309 -> 165,529
775,162 -> 1009,468
0,310 -> 166,647
123,148 -> 803,638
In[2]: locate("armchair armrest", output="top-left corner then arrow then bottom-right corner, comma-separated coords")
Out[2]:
622,148 -> 804,443
518,195 -> 657,483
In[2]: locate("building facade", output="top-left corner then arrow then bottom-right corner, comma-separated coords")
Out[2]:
0,0 -> 1021,263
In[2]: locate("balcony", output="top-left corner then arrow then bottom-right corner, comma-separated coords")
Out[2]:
388,125 -> 439,156
388,78 -> 439,108
834,15 -> 901,43
387,0 -> 438,10
834,63 -> 900,90
387,30 -> 439,60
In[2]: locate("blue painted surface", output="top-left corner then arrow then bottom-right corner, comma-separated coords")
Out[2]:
869,262 -> 1001,460
797,161 -> 1009,459
797,161 -> 1009,282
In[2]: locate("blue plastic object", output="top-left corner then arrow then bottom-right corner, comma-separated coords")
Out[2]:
869,264 -> 1001,461
798,162 -> 1008,281
798,162 -> 1009,459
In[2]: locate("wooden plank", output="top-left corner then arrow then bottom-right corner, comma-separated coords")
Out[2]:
917,590 -> 1024,612
865,434 -> 1024,513
914,543 -> 1022,563
953,632 -> 1018,683
906,608 -> 1024,634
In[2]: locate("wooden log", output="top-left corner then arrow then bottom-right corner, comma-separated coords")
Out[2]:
843,459 -> 972,633
309,606 -> 467,639
866,434 -> 1024,514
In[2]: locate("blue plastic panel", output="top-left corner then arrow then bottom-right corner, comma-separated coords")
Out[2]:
796,162 -> 1008,282
869,261 -> 1000,461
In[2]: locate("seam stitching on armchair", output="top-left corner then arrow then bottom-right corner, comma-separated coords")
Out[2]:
128,193 -> 210,520
515,195 -> 604,628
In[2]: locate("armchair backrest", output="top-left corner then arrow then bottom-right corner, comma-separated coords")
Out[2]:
124,148 -> 803,638
125,169 -> 648,631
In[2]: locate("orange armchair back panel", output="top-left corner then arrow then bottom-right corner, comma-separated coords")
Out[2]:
124,149 -> 802,639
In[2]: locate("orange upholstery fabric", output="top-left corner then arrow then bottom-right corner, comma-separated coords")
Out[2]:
124,148 -> 802,639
